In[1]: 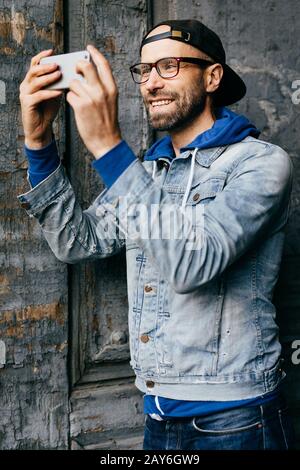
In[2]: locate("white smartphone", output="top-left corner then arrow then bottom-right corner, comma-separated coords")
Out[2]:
40,50 -> 90,89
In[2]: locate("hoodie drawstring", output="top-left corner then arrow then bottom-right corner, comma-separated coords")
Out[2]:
181,147 -> 198,209
151,147 -> 198,209
152,160 -> 157,179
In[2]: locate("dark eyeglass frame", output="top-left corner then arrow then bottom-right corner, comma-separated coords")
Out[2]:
129,56 -> 215,84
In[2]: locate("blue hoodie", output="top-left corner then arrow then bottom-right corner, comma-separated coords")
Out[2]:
25,107 -> 259,188
92,106 -> 260,187
143,106 -> 260,162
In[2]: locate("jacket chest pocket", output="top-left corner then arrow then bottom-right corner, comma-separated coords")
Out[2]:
186,174 -> 227,205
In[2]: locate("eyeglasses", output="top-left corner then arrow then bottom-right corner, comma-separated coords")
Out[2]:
130,57 -> 215,84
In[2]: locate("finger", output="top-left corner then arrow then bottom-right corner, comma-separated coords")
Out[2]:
28,62 -> 59,81
66,90 -> 82,110
75,60 -> 100,88
30,49 -> 54,67
22,89 -> 63,106
86,45 -> 117,93
68,78 -> 91,99
26,70 -> 62,94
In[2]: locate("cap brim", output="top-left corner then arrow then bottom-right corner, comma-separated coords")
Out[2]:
213,64 -> 246,106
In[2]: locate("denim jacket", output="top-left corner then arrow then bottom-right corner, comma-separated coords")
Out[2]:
17,136 -> 293,401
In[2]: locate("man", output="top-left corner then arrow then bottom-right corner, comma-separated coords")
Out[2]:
18,20 -> 295,450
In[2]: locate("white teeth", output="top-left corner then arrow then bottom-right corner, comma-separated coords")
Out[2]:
151,100 -> 172,107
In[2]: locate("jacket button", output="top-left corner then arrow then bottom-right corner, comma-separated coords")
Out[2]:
140,334 -> 150,343
146,380 -> 155,388
144,285 -> 153,293
193,193 -> 200,202
20,201 -> 31,209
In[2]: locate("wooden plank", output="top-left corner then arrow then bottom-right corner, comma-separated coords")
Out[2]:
66,0 -> 149,450
0,0 -> 69,449
66,0 -> 150,386
78,362 -> 135,385
70,381 -> 144,449
72,428 -> 144,450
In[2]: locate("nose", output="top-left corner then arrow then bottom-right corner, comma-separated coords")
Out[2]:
144,66 -> 164,93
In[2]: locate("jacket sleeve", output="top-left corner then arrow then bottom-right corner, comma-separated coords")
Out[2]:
96,143 -> 293,293
17,162 -> 125,263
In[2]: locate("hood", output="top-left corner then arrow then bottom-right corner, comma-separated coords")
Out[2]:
144,106 -> 260,161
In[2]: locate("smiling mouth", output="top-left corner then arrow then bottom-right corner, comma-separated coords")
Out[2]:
150,99 -> 173,108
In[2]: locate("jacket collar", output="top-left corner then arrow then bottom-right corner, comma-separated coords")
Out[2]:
194,145 -> 228,167
144,136 -> 229,168
161,145 -> 228,168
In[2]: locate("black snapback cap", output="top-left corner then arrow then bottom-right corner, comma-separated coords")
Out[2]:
140,19 -> 246,107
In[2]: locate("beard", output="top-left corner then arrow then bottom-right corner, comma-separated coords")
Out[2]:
144,75 -> 207,132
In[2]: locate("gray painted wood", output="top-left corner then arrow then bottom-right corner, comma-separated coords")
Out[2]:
66,0 -> 149,449
70,381 -> 144,450
0,0 -> 69,449
0,0 -> 149,451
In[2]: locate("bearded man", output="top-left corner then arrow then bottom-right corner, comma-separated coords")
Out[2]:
18,20 -> 295,450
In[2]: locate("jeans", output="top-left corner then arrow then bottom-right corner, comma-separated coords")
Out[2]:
143,393 -> 296,450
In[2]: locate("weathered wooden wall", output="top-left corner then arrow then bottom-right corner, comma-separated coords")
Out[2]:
0,0 -> 69,449
0,0 -> 150,451
1,0 -> 299,450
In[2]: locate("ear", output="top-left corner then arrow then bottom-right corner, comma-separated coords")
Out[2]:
205,64 -> 223,93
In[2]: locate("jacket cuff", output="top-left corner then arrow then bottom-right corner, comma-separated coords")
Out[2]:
25,138 -> 60,187
92,140 -> 137,188
17,162 -> 68,217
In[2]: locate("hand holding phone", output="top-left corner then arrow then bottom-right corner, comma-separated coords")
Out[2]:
19,49 -> 65,149
20,45 -> 121,156
40,50 -> 90,89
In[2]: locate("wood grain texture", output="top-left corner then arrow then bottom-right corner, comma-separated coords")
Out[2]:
65,0 -> 150,381
70,380 -> 144,450
0,0 -> 69,449
66,0 -> 149,449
